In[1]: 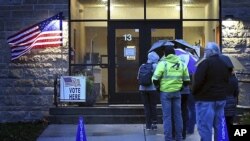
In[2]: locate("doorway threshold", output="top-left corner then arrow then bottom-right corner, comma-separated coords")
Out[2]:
109,104 -> 144,107
108,104 -> 162,107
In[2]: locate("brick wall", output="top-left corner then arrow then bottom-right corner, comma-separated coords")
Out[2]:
222,0 -> 250,106
0,0 -> 68,122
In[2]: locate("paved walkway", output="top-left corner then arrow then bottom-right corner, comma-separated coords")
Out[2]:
37,124 -> 201,141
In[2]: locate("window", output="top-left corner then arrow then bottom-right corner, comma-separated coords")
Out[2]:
183,21 -> 220,57
70,21 -> 109,103
71,0 -> 107,20
183,0 -> 219,19
147,0 -> 180,19
110,0 -> 144,19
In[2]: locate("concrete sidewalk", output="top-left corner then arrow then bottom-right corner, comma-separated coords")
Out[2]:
37,124 -> 201,141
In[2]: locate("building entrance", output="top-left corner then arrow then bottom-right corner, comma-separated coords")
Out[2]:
70,0 -> 220,105
108,21 -> 182,104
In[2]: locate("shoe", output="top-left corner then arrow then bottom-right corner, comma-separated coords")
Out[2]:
151,123 -> 157,130
146,124 -> 151,131
146,128 -> 151,131
182,133 -> 186,140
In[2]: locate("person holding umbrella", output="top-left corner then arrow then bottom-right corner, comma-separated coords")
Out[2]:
173,49 -> 198,139
152,43 -> 190,141
149,40 -> 197,139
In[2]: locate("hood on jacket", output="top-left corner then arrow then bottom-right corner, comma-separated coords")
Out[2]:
204,42 -> 220,58
162,54 -> 181,63
147,51 -> 159,63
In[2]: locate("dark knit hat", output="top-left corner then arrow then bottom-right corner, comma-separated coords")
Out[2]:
164,46 -> 175,57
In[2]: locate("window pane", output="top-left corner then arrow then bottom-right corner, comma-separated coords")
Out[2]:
70,22 -> 108,64
70,21 -> 108,104
71,0 -> 107,20
183,21 -> 220,57
111,0 -> 144,19
151,28 -> 175,43
183,0 -> 219,19
147,0 -> 180,19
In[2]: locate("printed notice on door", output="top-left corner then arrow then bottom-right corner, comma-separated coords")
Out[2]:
60,76 -> 86,102
124,46 -> 136,60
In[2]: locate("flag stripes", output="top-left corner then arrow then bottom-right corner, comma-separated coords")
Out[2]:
7,13 -> 63,61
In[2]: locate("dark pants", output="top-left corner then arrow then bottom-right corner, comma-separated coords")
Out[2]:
187,94 -> 196,134
140,91 -> 158,128
181,94 -> 188,139
172,94 -> 188,139
226,116 -> 234,140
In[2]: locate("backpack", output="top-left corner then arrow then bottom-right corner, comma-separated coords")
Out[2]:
138,63 -> 153,86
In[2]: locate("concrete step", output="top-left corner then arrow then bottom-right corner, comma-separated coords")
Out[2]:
48,105 -> 250,124
48,106 -> 163,124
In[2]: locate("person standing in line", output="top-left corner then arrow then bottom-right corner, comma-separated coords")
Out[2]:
186,90 -> 196,135
138,51 -> 160,130
152,45 -> 190,141
192,42 -> 231,141
224,70 -> 239,138
186,73 -> 196,135
173,54 -> 192,140
171,85 -> 190,140
178,53 -> 195,139
180,85 -> 190,139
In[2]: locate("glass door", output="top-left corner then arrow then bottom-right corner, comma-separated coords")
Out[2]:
108,21 -> 182,104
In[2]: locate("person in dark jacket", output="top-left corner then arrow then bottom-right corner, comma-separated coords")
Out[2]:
224,71 -> 239,136
186,74 -> 196,135
192,42 -> 231,141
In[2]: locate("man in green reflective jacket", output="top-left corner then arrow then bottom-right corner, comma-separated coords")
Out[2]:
152,45 -> 190,141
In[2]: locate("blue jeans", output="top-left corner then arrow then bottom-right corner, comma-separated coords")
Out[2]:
160,91 -> 183,141
195,100 -> 226,141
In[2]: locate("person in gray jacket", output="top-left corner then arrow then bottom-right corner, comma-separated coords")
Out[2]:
138,51 -> 159,130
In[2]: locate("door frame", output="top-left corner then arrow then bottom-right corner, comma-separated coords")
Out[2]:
108,20 -> 182,104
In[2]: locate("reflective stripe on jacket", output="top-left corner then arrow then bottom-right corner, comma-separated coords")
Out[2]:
152,54 -> 190,92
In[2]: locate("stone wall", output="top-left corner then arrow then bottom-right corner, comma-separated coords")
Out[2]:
0,0 -> 68,122
222,0 -> 250,106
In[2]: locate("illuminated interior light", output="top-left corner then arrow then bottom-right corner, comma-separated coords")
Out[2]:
106,5 -> 113,11
175,5 -> 180,11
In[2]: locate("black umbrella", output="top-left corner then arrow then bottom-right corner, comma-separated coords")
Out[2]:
219,55 -> 246,71
170,39 -> 199,57
148,40 -> 169,52
148,40 -> 174,57
196,55 -> 246,71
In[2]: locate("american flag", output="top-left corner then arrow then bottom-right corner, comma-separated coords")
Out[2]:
63,77 -> 81,87
7,12 -> 63,61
